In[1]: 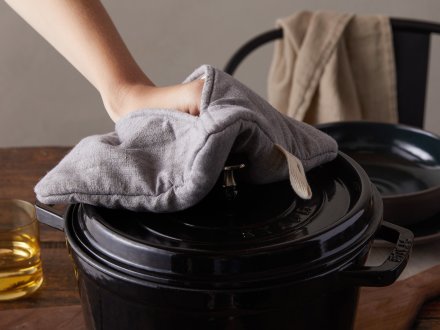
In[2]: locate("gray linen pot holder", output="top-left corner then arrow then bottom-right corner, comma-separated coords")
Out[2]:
35,65 -> 338,212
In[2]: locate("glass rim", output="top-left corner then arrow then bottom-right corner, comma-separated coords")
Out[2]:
0,199 -> 37,232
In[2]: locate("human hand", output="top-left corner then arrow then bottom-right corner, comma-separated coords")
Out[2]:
103,78 -> 205,122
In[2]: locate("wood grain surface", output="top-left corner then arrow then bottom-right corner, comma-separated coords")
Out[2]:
0,305 -> 85,330
0,147 -> 439,330
355,265 -> 440,330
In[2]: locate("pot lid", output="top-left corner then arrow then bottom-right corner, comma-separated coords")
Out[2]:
67,152 -> 382,287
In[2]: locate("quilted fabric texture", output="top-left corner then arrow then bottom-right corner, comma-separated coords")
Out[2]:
35,65 -> 338,212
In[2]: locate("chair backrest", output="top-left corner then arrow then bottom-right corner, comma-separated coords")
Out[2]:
224,18 -> 440,129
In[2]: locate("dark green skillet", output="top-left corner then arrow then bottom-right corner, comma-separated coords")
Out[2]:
317,121 -> 440,227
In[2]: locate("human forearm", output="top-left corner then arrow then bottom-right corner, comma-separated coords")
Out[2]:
6,0 -> 151,95
6,0 -> 203,121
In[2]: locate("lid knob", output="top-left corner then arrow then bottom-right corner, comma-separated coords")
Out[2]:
223,164 -> 245,201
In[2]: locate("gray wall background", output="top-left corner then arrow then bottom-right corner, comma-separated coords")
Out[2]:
1,0 -> 439,147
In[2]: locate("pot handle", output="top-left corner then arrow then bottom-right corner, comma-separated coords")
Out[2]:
340,221 -> 413,287
35,201 -> 65,232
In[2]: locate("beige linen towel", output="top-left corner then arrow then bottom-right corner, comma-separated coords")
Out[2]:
268,11 -> 398,124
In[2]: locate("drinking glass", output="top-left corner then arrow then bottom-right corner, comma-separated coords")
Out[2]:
0,199 -> 43,300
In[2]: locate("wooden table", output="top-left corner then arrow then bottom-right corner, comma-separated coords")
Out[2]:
0,147 -> 439,329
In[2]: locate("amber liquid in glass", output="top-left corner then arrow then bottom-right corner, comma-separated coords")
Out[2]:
0,233 -> 43,300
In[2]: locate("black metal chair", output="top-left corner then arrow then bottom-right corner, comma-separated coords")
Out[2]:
224,18 -> 440,128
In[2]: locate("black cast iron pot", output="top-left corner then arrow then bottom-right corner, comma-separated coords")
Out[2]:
36,153 -> 413,330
